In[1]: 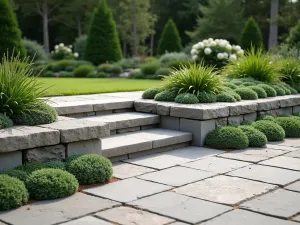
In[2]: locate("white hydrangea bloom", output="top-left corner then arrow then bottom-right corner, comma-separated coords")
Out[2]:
74,52 -> 79,58
192,55 -> 198,61
237,50 -> 244,56
191,49 -> 198,55
197,42 -> 204,49
208,38 -> 213,42
55,45 -> 59,50
217,53 -> 224,59
230,54 -> 237,61
235,45 -> 241,51
223,52 -> 229,58
219,41 -> 226,47
204,48 -> 212,55
210,41 -> 217,47
203,40 -> 208,45
225,44 -> 232,51
59,43 -> 64,47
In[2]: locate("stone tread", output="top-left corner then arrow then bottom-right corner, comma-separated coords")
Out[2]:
102,128 -> 192,158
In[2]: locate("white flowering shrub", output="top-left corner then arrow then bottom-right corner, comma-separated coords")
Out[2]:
51,43 -> 79,60
191,38 -> 244,68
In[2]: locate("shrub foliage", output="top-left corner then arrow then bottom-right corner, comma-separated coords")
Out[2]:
239,125 -> 267,147
154,90 -> 177,102
252,120 -> 285,141
240,17 -> 263,50
142,87 -> 164,99
275,117 -> 300,138
175,93 -> 199,104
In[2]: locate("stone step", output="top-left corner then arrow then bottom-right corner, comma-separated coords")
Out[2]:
102,128 -> 192,159
80,112 -> 160,134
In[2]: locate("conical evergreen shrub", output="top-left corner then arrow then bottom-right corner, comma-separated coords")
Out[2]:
240,17 -> 263,50
84,0 -> 122,65
0,0 -> 26,57
158,19 -> 182,55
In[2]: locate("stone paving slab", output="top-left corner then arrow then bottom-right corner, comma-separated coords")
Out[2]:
129,192 -> 231,224
0,193 -> 120,225
218,148 -> 287,163
260,156 -> 300,171
227,164 -> 300,186
96,206 -> 175,225
266,144 -> 299,152
285,150 -> 300,159
84,178 -> 171,203
170,222 -> 189,225
137,166 -> 216,187
52,101 -> 95,115
124,146 -> 224,169
286,181 -> 300,192
201,209 -> 297,225
60,216 -> 112,225
113,162 -> 156,179
241,189 -> 300,219
272,138 -> 300,147
174,175 -> 277,206
182,157 -> 251,174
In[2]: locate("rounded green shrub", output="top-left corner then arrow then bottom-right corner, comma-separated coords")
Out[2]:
140,62 -> 160,75
257,84 -> 277,97
26,169 -> 78,200
60,72 -> 73,78
43,70 -> 54,77
275,117 -> 300,138
277,84 -> 291,95
239,125 -> 267,147
97,72 -> 109,78
159,52 -> 189,66
155,67 -> 171,76
197,92 -> 217,103
252,120 -> 285,141
87,73 -> 99,78
108,65 -> 123,74
272,85 -> 285,96
262,115 -> 275,122
175,93 -> 199,104
216,93 -> 236,102
225,82 -> 238,89
231,80 -> 243,86
154,90 -> 177,102
285,85 -> 298,94
0,113 -> 13,129
234,88 -> 258,100
67,154 -> 113,185
13,103 -> 58,126
52,60 -> 77,72
205,126 -> 249,150
4,170 -> 28,182
73,65 -> 95,78
16,161 -> 66,174
142,87 -> 164,99
98,63 -> 112,73
0,175 -> 28,211
248,86 -> 267,98
22,39 -> 48,62
65,66 -> 75,72
73,35 -> 87,60
229,91 -> 242,101
242,82 -> 256,87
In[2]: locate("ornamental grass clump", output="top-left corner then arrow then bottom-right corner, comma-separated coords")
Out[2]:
234,87 -> 258,100
239,125 -> 267,147
205,126 -> 249,150
275,117 -> 300,138
175,93 -> 199,104
252,120 -> 285,141
279,58 -> 300,92
154,90 -> 177,102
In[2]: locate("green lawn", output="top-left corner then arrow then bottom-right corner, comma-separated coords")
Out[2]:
39,78 -> 161,96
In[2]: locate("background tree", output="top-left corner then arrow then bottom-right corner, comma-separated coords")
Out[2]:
286,20 -> 300,49
240,17 -> 264,50
158,19 -> 182,55
84,0 -> 122,64
268,0 -> 279,48
0,0 -> 26,57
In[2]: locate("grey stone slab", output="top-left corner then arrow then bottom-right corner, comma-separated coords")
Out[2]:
170,222 -> 189,225
95,110 -> 113,115
243,112 -> 257,122
258,108 -> 283,117
113,162 -> 156,179
0,151 -> 22,172
201,209 -> 296,225
275,138 -> 300,147
183,157 -> 251,174
256,98 -> 280,111
39,120 -> 109,143
67,139 -> 102,156
134,99 -> 158,113
58,116 -> 76,121
129,192 -> 231,224
293,105 -> 300,114
285,150 -> 300,158
260,156 -> 300,171
157,102 -> 178,116
241,189 -> 300,219
141,124 -> 158,130
84,178 -> 171,203
60,216 -> 112,225
279,95 -> 300,107
228,115 -> 244,126
227,164 -> 300,185
93,99 -> 134,112
215,117 -> 228,128
160,116 -> 180,130
124,146 -> 224,169
174,175 -> 277,205
53,101 -> 94,115
282,107 -> 293,115
138,166 -> 216,187
24,144 -> 66,163
0,126 -> 60,152
294,216 -> 300,222
218,148 -> 287,163
266,144 -> 299,152
96,206 -> 174,225
0,193 -> 120,225
116,126 -> 140,134
286,181 -> 300,192
228,101 -> 257,116
0,222 -> 6,225
179,118 -> 215,146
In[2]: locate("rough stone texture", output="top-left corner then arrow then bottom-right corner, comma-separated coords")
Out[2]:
24,145 -> 65,163
61,216 -> 112,225
180,118 -> 215,146
285,150 -> 300,159
228,101 -> 257,116
160,116 -> 180,130
68,112 -> 96,118
124,146 -> 224,170
241,189 -> 300,219
0,193 -> 119,225
258,108 -> 283,117
266,144 -> 299,152
201,209 -> 295,225
244,112 -> 257,122
116,126 -> 140,134
58,116 -> 75,121
227,164 -> 300,186
93,99 -> 134,112
129,192 -> 231,224
0,151 -> 22,172
260,156 -> 300,171
256,98 -> 280,111
138,166 -> 216,187
183,157 -> 251,174
67,139 -> 102,156
0,126 -> 60,152
83,178 -> 171,203
157,102 -> 178,116
113,162 -> 156,179
228,115 -> 244,126
293,105 -> 300,114
141,124 -> 159,130
215,117 -> 228,128
279,95 -> 300,107
39,120 -> 109,143
218,148 -> 287,163
53,101 -> 94,115
113,108 -> 134,113
134,100 -> 157,113
174,175 -> 277,205
282,107 -> 293,116
96,207 -> 175,225
95,110 -> 113,115
286,181 -> 300,192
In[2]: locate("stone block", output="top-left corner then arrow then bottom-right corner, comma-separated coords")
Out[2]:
110,130 -> 116,135
39,120 -> 109,143
180,118 -> 215,146
53,101 -> 94,116
260,156 -> 300,171
24,145 -> 66,163
112,108 -> 134,113
293,105 -> 300,114
93,99 -> 134,111
256,98 -> 280,111
286,181 -> 300,192
116,126 -> 140,134
279,95 -> 300,107
228,115 -> 244,126
0,126 -> 60,152
67,111 -> 96,118
228,101 -> 257,116
0,151 -> 22,172
160,116 -> 180,130
281,107 -> 293,115
95,110 -> 113,115
141,124 -> 158,130
215,117 -> 228,128
156,102 -> 177,115
134,99 -> 157,113
67,139 -> 102,156
258,108 -> 283,118
244,112 -> 257,122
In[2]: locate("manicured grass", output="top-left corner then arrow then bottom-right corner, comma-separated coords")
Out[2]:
38,78 -> 161,96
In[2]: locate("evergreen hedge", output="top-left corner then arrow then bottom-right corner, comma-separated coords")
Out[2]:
240,17 -> 263,50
